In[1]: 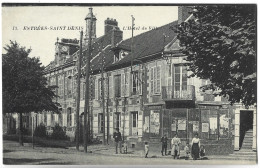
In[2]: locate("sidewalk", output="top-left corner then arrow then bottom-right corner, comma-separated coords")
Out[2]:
3,140 -> 257,162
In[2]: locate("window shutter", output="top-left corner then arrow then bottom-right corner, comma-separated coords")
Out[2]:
151,68 -> 154,95
121,73 -> 125,97
156,66 -> 161,93
125,72 -> 130,97
109,76 -> 114,99
139,70 -> 142,95
104,77 -> 108,99
95,78 -> 98,100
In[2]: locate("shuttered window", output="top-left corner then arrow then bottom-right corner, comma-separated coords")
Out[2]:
150,65 -> 161,94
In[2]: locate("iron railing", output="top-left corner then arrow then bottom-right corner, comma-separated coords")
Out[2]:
162,85 -> 195,100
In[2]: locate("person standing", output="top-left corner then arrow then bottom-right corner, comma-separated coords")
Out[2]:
144,141 -> 149,158
184,142 -> 190,160
191,133 -> 200,160
161,134 -> 168,156
113,128 -> 122,154
171,134 -> 181,159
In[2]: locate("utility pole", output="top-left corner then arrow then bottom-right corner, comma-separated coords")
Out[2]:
101,40 -> 106,145
106,81 -> 109,144
130,15 -> 135,73
76,30 -> 83,151
84,7 -> 93,153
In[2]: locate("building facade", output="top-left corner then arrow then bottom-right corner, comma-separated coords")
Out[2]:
3,6 -> 256,154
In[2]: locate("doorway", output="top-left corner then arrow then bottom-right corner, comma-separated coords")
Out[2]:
239,110 -> 253,148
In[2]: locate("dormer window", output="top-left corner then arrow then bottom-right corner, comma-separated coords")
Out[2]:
114,52 -> 120,63
114,50 -> 128,63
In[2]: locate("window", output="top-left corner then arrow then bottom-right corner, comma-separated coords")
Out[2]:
114,51 -> 120,63
173,65 -> 188,98
80,81 -> 85,100
150,66 -> 161,94
114,75 -> 121,97
58,75 -> 63,99
121,72 -> 129,97
114,112 -> 121,130
131,111 -> 138,135
132,71 -> 141,95
98,113 -> 104,133
67,108 -> 72,127
67,70 -> 73,98
95,78 -> 102,100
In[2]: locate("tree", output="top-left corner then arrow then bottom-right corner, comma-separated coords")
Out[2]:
175,5 -> 256,106
2,41 -> 60,146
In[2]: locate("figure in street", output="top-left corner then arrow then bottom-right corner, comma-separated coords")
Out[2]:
113,128 -> 122,154
161,134 -> 168,156
191,133 -> 200,160
200,145 -> 206,159
144,141 -> 149,158
171,134 -> 181,159
184,142 -> 190,160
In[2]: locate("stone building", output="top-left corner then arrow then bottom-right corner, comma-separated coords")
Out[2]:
3,6 -> 256,154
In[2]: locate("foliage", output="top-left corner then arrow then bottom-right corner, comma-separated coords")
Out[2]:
34,123 -> 47,138
2,41 -> 60,145
2,41 -> 60,114
175,5 -> 256,106
51,124 -> 68,140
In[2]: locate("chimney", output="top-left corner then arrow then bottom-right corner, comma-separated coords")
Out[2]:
111,28 -> 123,47
104,18 -> 118,35
178,6 -> 193,24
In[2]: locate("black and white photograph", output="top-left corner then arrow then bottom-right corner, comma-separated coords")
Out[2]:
1,2 -> 258,166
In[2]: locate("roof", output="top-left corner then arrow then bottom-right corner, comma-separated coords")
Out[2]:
45,20 -> 179,74
107,20 -> 178,69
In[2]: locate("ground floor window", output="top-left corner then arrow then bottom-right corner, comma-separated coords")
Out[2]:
98,113 -> 104,133
131,111 -> 138,136
114,112 -> 121,130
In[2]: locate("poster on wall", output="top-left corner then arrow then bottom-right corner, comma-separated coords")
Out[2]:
202,123 -> 209,133
178,119 -> 186,130
209,117 -> 218,134
143,116 -> 150,133
193,121 -> 199,132
171,120 -> 176,131
150,110 -> 160,134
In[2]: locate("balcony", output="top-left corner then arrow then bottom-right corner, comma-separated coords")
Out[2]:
162,85 -> 195,108
162,85 -> 195,101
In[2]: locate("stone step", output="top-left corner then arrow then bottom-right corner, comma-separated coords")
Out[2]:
227,151 -> 255,155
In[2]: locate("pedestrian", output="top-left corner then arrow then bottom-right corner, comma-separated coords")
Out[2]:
144,141 -> 149,158
171,134 -> 181,159
122,141 -> 128,154
113,128 -> 122,154
200,145 -> 206,159
184,142 -> 190,160
191,133 -> 200,160
161,134 -> 168,156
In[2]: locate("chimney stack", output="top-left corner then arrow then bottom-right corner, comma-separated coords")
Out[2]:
104,18 -> 118,35
178,6 -> 193,24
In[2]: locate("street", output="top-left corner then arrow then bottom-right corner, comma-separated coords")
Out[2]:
3,140 -> 257,165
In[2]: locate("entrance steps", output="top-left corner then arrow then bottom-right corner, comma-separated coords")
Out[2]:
212,129 -> 257,161
241,129 -> 253,150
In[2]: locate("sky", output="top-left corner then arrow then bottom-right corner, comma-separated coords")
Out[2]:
2,5 -> 178,66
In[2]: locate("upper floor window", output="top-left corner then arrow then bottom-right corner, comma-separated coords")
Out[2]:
114,75 -> 121,97
132,71 -> 142,95
150,66 -> 161,94
173,65 -> 187,91
114,50 -> 128,63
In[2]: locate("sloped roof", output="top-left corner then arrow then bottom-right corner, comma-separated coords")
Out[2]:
107,20 -> 178,69
82,32 -> 112,68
